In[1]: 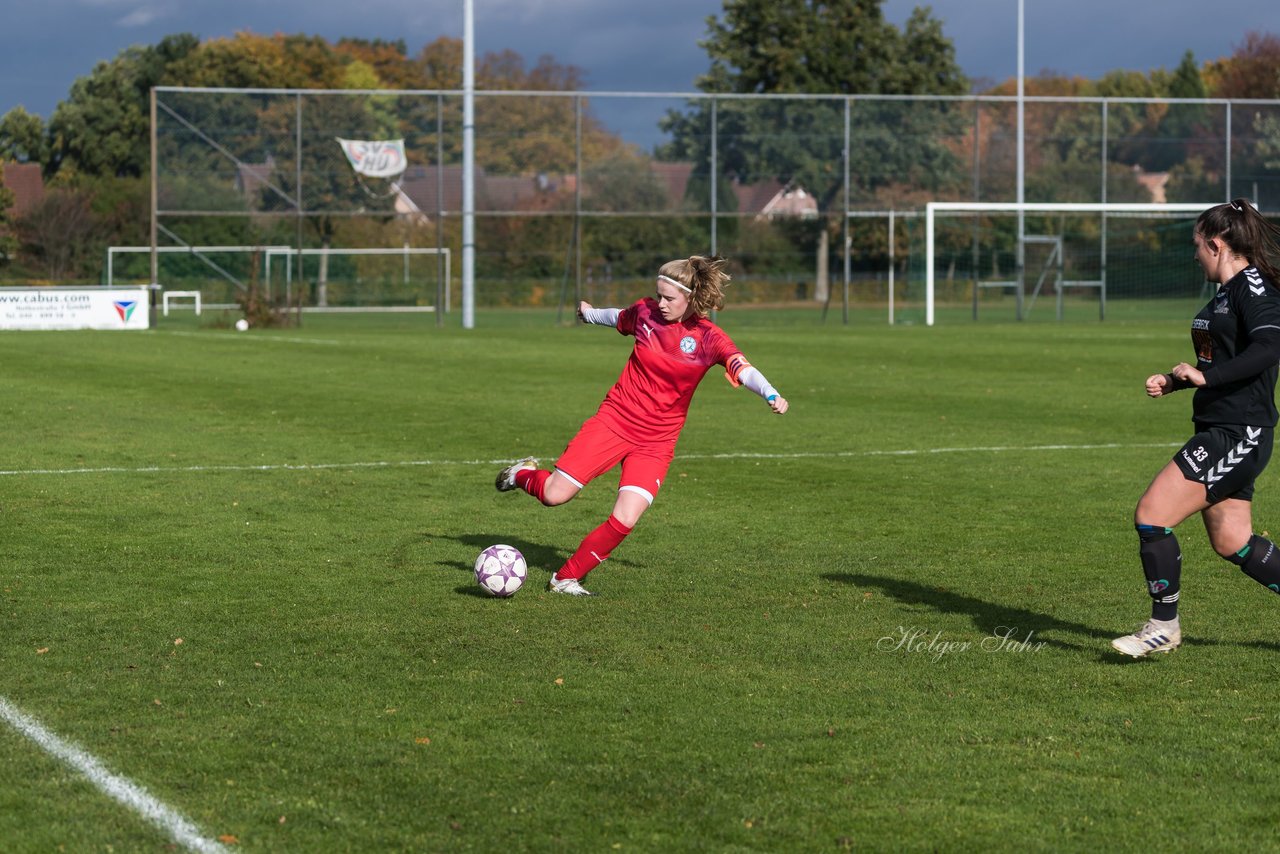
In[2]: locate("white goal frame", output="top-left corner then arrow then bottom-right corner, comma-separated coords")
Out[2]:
923,202 -> 1216,326
262,247 -> 451,313
105,245 -> 451,312
106,244 -> 292,288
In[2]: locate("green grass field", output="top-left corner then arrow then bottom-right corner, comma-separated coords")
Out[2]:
3,304 -> 1279,852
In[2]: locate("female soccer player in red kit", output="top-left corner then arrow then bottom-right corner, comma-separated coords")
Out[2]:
495,255 -> 789,596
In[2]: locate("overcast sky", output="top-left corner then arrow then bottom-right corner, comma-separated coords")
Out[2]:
2,0 -> 1275,123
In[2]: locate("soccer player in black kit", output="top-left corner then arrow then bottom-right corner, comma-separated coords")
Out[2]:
1113,199 -> 1280,657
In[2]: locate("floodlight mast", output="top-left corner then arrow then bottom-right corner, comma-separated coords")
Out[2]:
1016,0 -> 1025,321
150,88 -> 158,288
462,0 -> 476,329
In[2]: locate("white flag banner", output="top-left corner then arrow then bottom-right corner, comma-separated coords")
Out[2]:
336,138 -> 407,178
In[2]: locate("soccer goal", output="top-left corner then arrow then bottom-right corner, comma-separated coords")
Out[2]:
106,244 -> 292,291
262,247 -> 451,312
922,202 -> 1218,325
105,244 -> 450,312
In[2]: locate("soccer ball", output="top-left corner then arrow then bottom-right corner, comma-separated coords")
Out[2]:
234,318 -> 249,332
474,544 -> 527,597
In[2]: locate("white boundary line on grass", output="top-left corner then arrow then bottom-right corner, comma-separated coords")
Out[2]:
157,330 -> 343,346
0,696 -> 228,854
0,442 -> 1180,478
679,441 -> 1180,460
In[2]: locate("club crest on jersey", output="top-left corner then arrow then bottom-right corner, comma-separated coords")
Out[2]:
679,336 -> 697,354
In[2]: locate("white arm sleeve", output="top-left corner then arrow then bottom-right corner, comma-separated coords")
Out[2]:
580,306 -> 621,326
738,366 -> 779,401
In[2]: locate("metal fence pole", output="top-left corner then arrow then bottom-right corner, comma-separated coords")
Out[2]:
843,96 -> 850,325
710,97 -> 718,256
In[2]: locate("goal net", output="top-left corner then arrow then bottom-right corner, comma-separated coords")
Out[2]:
106,245 -> 450,311
921,202 -> 1219,325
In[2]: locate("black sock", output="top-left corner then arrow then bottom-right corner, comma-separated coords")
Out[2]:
1136,524 -> 1181,621
1226,535 -> 1280,594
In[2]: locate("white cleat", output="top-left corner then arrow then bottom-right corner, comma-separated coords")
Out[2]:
547,574 -> 595,596
495,457 -> 538,492
1111,618 -> 1182,658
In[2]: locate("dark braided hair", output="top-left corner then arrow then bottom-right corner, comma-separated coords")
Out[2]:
1196,198 -> 1280,284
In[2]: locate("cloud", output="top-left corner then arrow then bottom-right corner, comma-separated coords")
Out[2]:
117,5 -> 171,27
72,0 -> 175,28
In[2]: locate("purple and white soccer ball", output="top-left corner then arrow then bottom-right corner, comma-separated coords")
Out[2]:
474,544 -> 527,597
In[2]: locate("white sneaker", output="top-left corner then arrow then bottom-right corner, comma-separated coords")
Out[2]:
1110,618 -> 1181,658
495,457 -> 538,492
547,574 -> 594,596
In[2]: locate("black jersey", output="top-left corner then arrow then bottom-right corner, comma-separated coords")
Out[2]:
1187,266 -> 1280,427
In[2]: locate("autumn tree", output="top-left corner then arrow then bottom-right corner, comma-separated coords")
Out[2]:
412,36 -> 624,176
16,186 -> 99,280
1149,50 -> 1212,173
0,182 -> 16,266
1202,31 -> 1280,208
661,0 -> 967,300
31,30 -> 640,298
336,39 -> 424,90
1205,31 -> 1280,99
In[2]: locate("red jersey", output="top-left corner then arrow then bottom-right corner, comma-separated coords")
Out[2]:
595,298 -> 744,443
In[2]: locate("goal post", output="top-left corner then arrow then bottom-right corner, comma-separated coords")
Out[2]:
107,245 -> 293,289
105,245 -> 451,312
923,202 -> 1217,326
262,247 -> 451,312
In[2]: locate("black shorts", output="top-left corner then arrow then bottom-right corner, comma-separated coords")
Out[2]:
1173,424 -> 1274,503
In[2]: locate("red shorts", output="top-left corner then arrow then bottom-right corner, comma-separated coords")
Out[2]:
554,414 -> 675,505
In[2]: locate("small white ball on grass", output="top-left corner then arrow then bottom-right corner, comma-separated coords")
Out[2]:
235,319 -> 249,332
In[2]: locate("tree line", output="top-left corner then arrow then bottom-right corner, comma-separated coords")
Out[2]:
0,1 -> 1278,293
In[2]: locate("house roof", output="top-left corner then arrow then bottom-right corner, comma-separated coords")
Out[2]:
735,178 -> 789,216
236,155 -> 277,199
1,162 -> 45,217
228,158 -> 815,219
757,184 -> 819,220
395,165 -> 576,214
648,162 -> 694,207
1132,167 -> 1170,205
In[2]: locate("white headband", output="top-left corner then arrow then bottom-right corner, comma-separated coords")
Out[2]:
657,274 -> 692,294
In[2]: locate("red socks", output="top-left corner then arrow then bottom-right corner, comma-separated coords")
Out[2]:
514,469 -> 635,581
515,467 -> 551,504
556,516 -> 633,580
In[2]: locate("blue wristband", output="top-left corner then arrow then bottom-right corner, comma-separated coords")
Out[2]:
766,394 -> 778,402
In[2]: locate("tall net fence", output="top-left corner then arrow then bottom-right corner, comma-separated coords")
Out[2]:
107,245 -> 447,308
150,87 -> 1280,322
913,209 -> 1206,324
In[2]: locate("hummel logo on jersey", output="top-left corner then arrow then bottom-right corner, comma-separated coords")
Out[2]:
1203,427 -> 1262,485
1180,446 -> 1204,473
1246,268 -> 1266,296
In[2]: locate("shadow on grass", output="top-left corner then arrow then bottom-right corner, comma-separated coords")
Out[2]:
824,571 -> 1280,660
423,531 -> 564,596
